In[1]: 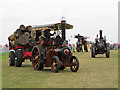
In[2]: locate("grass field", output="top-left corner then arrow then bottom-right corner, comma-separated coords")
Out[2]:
2,50 -> 118,88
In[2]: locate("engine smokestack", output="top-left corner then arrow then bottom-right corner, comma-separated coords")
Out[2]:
99,30 -> 103,39
61,17 -> 66,40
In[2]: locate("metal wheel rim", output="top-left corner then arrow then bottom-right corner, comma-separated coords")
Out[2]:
32,48 -> 40,69
87,42 -> 90,51
71,58 -> 77,70
51,58 -> 58,72
82,45 -> 84,51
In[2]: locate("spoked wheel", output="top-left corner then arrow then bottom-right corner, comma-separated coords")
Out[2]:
82,45 -> 84,52
73,45 -> 76,52
85,41 -> 90,52
77,42 -> 80,52
77,46 -> 80,52
77,48 -> 80,52
70,56 -> 79,72
31,46 -> 44,70
51,56 -> 60,73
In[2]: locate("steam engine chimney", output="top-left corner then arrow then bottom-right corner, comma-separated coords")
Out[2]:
99,30 -> 103,39
61,17 -> 66,40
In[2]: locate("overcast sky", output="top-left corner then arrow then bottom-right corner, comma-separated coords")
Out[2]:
0,0 -> 118,45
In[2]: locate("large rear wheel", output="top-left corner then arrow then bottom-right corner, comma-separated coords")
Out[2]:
70,56 -> 79,72
9,51 -> 15,66
84,41 -> 90,52
51,56 -> 60,73
77,48 -> 80,52
82,44 -> 84,52
106,43 -> 110,58
73,45 -> 76,52
76,42 -> 80,52
31,45 -> 44,70
91,46 -> 95,58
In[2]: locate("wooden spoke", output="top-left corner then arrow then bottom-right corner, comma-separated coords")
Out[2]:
51,56 -> 60,73
52,59 -> 57,71
34,49 -> 38,55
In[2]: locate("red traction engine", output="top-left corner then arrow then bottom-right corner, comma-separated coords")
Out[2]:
31,18 -> 80,73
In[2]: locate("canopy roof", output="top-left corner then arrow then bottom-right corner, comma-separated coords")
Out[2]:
75,35 -> 90,39
32,23 -> 73,31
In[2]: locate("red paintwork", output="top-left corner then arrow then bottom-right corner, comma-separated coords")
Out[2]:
14,46 -> 33,50
9,48 -> 14,50
97,34 -> 98,37
118,44 -> 120,48
9,46 -> 33,60
23,52 -> 32,58
44,46 -> 72,67
53,41 -> 55,45
62,44 -> 68,47
15,46 -> 23,49
64,49 -> 69,55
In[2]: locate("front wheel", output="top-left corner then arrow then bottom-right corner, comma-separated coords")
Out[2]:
51,56 -> 60,73
70,56 -> 79,72
9,51 -> 15,66
15,49 -> 23,67
106,47 -> 110,58
91,47 -> 95,58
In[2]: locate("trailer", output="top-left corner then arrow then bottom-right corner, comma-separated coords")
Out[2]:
9,46 -> 33,67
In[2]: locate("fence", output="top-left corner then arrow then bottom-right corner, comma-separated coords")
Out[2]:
0,47 -> 9,53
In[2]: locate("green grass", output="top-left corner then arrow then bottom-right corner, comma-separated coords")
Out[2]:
2,50 -> 118,88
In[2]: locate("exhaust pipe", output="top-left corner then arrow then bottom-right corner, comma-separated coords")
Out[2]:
61,17 -> 66,40
99,30 -> 103,39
